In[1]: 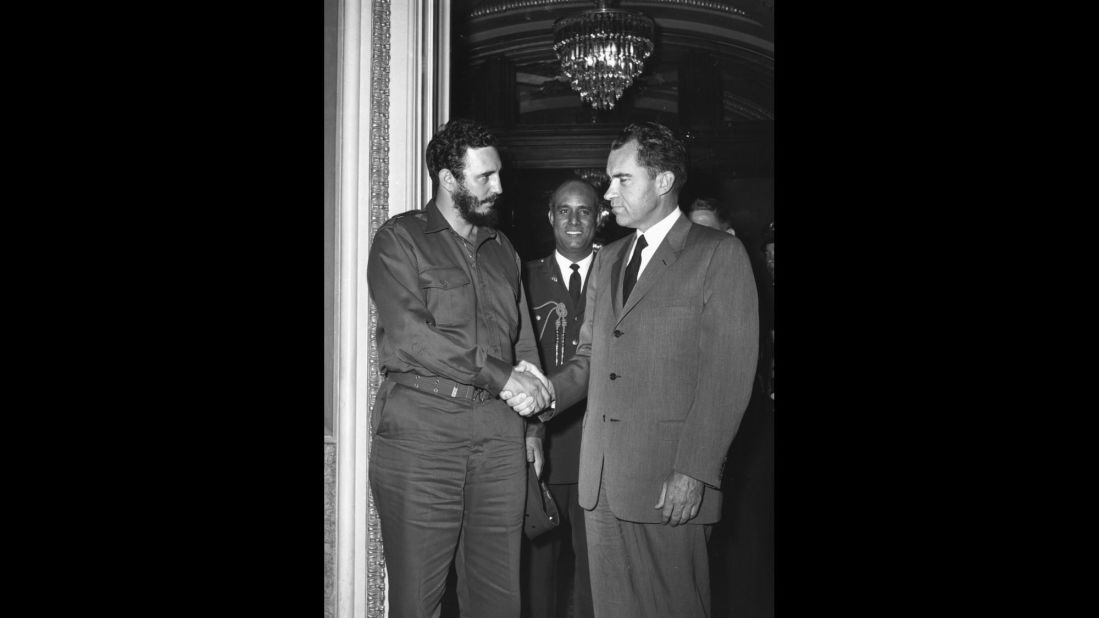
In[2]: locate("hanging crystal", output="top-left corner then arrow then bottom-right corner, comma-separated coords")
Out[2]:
552,1 -> 655,111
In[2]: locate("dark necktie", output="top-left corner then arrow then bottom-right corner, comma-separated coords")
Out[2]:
622,234 -> 647,303
569,263 -> 581,305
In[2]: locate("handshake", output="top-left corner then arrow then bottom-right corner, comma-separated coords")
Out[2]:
500,360 -> 555,417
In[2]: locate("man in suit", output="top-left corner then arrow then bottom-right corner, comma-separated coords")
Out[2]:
520,179 -> 599,618
762,221 -> 773,399
507,122 -> 759,617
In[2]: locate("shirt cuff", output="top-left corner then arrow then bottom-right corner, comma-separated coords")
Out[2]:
473,355 -> 514,394
536,400 -> 558,423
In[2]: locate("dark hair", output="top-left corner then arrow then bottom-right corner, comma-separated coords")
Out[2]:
687,197 -> 729,227
426,118 -> 497,186
610,122 -> 688,193
688,197 -> 720,214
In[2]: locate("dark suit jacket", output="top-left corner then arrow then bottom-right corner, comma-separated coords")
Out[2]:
522,253 -> 592,485
543,214 -> 759,524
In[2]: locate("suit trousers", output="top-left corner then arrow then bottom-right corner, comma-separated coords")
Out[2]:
523,483 -> 593,618
585,474 -> 712,618
370,381 -> 527,618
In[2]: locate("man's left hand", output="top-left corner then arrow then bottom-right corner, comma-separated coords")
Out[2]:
525,436 -> 544,478
654,471 -> 704,526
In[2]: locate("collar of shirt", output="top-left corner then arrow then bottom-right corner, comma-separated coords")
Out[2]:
554,250 -> 594,291
630,207 -> 681,278
423,199 -> 498,245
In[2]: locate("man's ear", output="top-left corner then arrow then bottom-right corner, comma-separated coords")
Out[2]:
439,168 -> 457,193
547,208 -> 555,227
655,170 -> 675,196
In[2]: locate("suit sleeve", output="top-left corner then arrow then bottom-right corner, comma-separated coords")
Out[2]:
366,224 -> 514,393
675,237 -> 759,488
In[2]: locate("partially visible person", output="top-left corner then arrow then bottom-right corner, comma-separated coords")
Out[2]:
762,220 -> 774,283
520,179 -> 598,618
686,196 -> 736,236
709,218 -> 774,618
367,118 -> 551,618
762,221 -> 773,400
510,122 -> 759,618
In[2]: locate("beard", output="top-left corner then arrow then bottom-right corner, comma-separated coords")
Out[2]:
454,183 -> 500,228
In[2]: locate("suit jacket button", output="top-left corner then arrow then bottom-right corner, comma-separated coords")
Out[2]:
613,329 -> 623,337
609,373 -> 617,380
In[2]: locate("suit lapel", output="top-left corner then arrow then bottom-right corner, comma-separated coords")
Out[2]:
608,241 -> 629,322
618,215 -> 692,322
543,256 -> 568,298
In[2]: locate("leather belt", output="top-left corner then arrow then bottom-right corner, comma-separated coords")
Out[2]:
386,371 -> 494,403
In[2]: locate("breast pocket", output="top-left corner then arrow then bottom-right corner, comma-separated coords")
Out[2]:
419,267 -> 472,327
648,304 -> 700,340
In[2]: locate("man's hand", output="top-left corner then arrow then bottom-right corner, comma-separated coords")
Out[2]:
500,367 -> 551,416
507,361 -> 554,397
525,436 -> 544,478
501,361 -> 554,416
654,471 -> 704,526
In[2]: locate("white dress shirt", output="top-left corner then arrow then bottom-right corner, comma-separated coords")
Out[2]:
554,250 -> 594,291
628,207 -> 682,279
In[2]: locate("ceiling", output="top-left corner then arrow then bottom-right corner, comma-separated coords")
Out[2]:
451,0 -> 775,123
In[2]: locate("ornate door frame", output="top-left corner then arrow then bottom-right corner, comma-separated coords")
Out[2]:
333,1 -> 450,616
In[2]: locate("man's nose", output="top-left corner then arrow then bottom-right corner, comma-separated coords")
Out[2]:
490,176 -> 503,195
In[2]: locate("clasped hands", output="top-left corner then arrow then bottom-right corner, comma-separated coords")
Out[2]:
500,360 -> 554,416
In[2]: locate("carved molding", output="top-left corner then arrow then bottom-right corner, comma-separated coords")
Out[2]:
367,0 -> 391,615
470,0 -> 753,19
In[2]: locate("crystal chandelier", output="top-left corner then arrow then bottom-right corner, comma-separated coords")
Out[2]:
552,0 -> 655,111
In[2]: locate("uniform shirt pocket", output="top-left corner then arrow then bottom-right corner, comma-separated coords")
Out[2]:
419,267 -> 473,326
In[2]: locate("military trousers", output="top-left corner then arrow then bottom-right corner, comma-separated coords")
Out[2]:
370,380 -> 527,618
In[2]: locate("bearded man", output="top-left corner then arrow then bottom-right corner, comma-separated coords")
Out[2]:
367,118 -> 551,618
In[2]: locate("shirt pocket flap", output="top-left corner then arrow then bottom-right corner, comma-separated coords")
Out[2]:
419,267 -> 471,290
